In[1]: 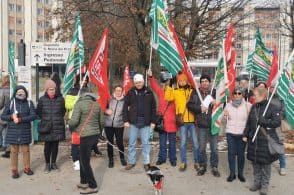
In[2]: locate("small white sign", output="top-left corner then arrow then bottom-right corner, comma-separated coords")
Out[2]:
17,66 -> 32,99
30,42 -> 71,66
202,95 -> 213,108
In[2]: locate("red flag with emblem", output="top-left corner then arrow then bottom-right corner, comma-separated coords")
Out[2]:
225,23 -> 236,95
266,46 -> 278,88
123,65 -> 133,95
88,28 -> 110,112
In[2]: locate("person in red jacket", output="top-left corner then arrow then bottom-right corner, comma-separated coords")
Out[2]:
147,69 -> 177,166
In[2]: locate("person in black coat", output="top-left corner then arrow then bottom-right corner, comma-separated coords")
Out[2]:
36,80 -> 66,173
1,85 -> 36,178
243,87 -> 281,195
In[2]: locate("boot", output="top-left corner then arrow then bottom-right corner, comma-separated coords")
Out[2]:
108,158 -> 114,168
73,160 -> 80,171
51,163 -> 58,170
44,163 -> 51,174
1,151 -> 10,158
120,156 -> 127,166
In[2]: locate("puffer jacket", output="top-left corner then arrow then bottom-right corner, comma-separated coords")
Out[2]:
37,93 -> 66,142
104,96 -> 124,128
243,100 -> 281,164
1,86 -> 36,144
187,88 -> 215,128
165,85 -> 194,123
68,94 -> 102,137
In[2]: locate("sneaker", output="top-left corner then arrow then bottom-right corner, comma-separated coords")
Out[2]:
144,164 -> 150,171
171,162 -> 177,167
156,160 -> 165,165
279,168 -> 286,176
120,158 -> 127,166
77,183 -> 89,189
238,174 -> 246,182
44,163 -> 51,174
51,163 -> 58,170
227,174 -> 236,182
24,168 -> 34,175
108,159 -> 114,168
1,151 -> 10,158
249,184 -> 261,192
80,187 -> 98,194
125,164 -> 135,170
11,170 -> 19,179
197,166 -> 206,176
260,187 -> 268,195
194,163 -> 200,171
211,167 -> 220,177
179,163 -> 187,172
74,161 -> 80,171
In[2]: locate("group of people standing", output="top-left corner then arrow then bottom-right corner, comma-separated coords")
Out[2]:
0,69 -> 287,195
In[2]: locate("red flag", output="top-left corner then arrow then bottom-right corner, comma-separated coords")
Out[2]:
123,65 -> 133,95
224,23 -> 236,95
266,46 -> 278,88
88,28 -> 110,112
168,22 -> 196,88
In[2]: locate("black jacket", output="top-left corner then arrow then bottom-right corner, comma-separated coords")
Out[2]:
187,88 -> 216,128
243,100 -> 280,164
37,93 -> 66,142
123,86 -> 156,126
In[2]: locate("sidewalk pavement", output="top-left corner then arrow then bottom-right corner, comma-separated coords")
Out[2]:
0,143 -> 293,195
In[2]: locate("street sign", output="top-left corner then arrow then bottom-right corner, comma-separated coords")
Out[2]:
17,66 -> 32,99
30,42 -> 71,66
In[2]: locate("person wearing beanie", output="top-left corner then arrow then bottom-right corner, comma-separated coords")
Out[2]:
223,86 -> 252,182
36,79 -> 66,173
187,74 -> 220,177
165,72 -> 199,172
238,76 -> 254,103
1,85 -> 36,178
123,73 -> 156,171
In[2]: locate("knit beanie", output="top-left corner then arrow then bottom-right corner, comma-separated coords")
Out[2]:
133,74 -> 144,82
44,79 -> 56,91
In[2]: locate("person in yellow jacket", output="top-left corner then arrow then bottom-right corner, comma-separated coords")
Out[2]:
164,73 -> 199,171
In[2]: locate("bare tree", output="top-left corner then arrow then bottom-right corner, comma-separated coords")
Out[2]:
280,0 -> 294,49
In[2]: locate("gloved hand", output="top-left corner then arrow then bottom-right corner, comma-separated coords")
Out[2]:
149,130 -> 154,141
258,116 -> 268,127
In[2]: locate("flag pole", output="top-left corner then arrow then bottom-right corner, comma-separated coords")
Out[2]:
146,46 -> 153,86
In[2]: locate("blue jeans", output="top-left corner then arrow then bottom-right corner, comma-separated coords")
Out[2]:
158,132 -> 177,163
128,125 -> 151,165
226,133 -> 246,175
198,128 -> 218,168
179,123 -> 199,164
279,154 -> 286,168
0,125 -> 8,147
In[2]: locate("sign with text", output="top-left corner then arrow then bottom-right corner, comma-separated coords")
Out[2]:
30,42 -> 71,66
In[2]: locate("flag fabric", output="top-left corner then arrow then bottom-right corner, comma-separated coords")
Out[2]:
266,46 -> 279,88
63,14 -> 84,95
149,0 -> 183,75
277,50 -> 294,128
123,65 -> 133,95
8,41 -> 16,98
246,28 -> 272,81
88,28 -> 110,112
168,22 -> 196,88
224,23 -> 236,95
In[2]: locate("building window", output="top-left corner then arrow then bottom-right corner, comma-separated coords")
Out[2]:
9,29 -> 14,36
37,0 -> 43,3
266,34 -> 271,39
17,19 -> 22,25
16,5 -> 22,12
8,3 -> 15,12
45,21 -> 50,28
38,34 -> 43,40
37,21 -> 43,28
16,31 -> 22,36
236,43 -> 242,49
237,55 -> 242,59
37,8 -> 43,15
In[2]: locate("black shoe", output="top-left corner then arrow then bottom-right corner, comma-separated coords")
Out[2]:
120,158 -> 127,166
211,167 -> 220,177
197,167 -> 206,176
1,151 -> 10,158
24,168 -> 34,175
12,170 -> 19,179
108,159 -> 114,168
227,174 -> 236,182
144,164 -> 150,171
51,163 -> 58,170
44,163 -> 51,174
156,160 -> 165,165
171,162 -> 177,167
238,174 -> 246,182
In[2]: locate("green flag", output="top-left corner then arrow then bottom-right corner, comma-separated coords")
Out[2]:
149,0 -> 182,75
277,50 -> 294,128
63,14 -> 84,95
246,28 -> 272,80
8,41 -> 16,97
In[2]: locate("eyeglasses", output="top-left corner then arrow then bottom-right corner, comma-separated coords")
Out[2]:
234,92 -> 242,95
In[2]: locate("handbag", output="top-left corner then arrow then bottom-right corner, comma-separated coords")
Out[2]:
154,103 -> 171,134
260,127 -> 285,155
71,102 -> 95,145
175,113 -> 184,127
38,120 -> 52,134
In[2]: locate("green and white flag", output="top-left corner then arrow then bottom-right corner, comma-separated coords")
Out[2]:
63,14 -> 84,95
149,0 -> 182,75
211,39 -> 230,135
246,28 -> 272,81
277,50 -> 294,128
8,41 -> 16,97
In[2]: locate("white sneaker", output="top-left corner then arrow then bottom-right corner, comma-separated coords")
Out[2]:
280,168 -> 286,176
73,161 -> 80,171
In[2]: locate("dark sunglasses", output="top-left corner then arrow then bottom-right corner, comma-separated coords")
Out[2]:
234,92 -> 242,95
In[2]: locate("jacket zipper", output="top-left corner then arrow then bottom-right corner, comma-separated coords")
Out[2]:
111,100 -> 119,127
